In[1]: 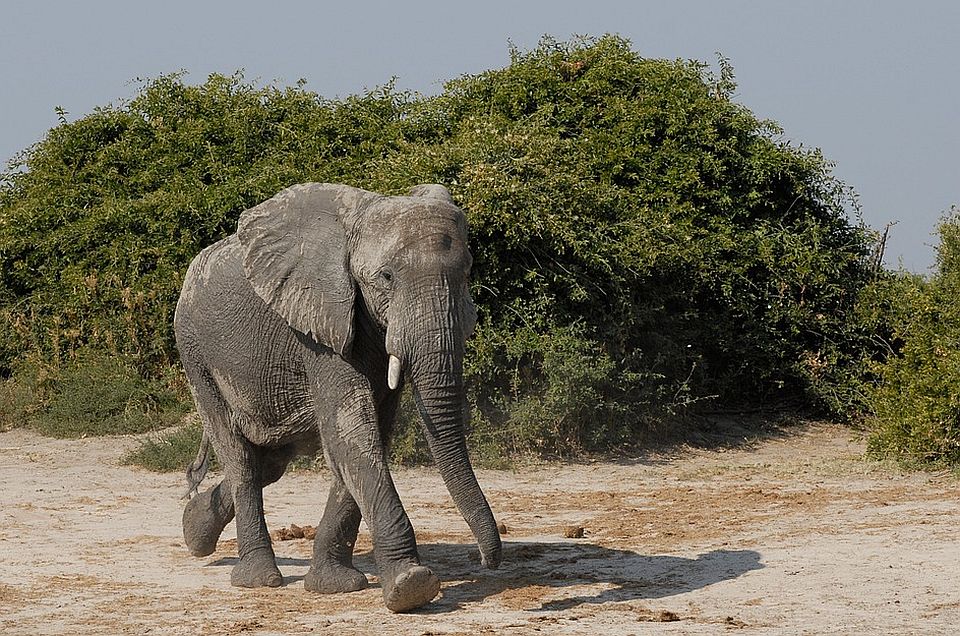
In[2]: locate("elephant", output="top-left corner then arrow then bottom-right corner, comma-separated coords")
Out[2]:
174,182 -> 501,612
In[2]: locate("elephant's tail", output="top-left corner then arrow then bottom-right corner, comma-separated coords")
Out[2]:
183,429 -> 211,499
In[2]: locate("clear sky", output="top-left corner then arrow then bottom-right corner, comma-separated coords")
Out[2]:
2,1 -> 957,272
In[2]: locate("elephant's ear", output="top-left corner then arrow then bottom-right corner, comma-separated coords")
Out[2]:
237,183 -> 376,355
408,183 -> 455,204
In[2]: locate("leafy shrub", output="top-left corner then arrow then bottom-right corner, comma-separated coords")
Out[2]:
867,211 -> 960,466
0,73 -> 415,376
387,388 -> 434,466
371,35 -> 874,423
122,419 -> 212,473
1,36 -> 880,462
464,323 -> 637,459
25,351 -> 189,438
0,359 -> 49,432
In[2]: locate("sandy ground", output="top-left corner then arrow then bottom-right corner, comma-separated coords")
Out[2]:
1,422 -> 959,635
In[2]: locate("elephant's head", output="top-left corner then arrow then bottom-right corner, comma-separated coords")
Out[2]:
236,182 -> 500,569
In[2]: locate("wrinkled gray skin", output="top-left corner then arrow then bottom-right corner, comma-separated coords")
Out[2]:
174,183 -> 501,613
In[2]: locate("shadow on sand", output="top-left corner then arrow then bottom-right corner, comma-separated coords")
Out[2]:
204,555 -> 311,586
418,541 -> 762,613
205,541 -> 761,612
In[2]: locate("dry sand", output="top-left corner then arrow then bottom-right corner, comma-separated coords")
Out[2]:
1,422 -> 959,635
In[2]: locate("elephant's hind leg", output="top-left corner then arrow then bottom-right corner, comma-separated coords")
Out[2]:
304,476 -> 369,594
180,361 -> 282,587
182,453 -> 291,557
218,432 -> 283,588
180,363 -> 237,558
183,479 -> 235,557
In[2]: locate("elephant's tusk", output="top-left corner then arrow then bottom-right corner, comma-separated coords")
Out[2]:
388,355 -> 402,390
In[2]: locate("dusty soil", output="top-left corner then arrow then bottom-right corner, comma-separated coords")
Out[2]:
2,422 -> 959,635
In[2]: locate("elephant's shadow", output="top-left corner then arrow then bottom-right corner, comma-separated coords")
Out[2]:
208,541 -> 761,613
418,541 -> 763,613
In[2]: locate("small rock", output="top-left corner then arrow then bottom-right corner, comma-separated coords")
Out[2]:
562,525 -> 585,539
496,522 -> 508,535
271,524 -> 316,542
656,610 -> 680,622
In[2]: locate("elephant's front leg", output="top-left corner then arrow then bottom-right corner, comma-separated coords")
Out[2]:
315,390 -> 439,612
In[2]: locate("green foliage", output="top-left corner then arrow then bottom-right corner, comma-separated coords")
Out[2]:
1,35 -> 881,462
465,323 -> 637,459
16,351 -> 190,438
373,35 -> 873,423
121,419 -> 213,472
867,211 -> 960,466
387,388 -> 434,466
0,359 -> 48,432
0,72 -> 414,375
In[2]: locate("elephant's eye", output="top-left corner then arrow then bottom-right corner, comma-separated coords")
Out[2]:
379,269 -> 394,285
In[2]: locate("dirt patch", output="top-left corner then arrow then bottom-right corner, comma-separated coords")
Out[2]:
2,423 -> 960,634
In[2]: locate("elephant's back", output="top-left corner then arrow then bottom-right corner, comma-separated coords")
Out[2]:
176,235 -> 277,337
175,233 -> 293,367
175,235 -> 313,432
177,235 -> 245,314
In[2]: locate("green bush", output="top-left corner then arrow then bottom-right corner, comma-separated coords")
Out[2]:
464,323 -> 637,458
0,73 -> 415,375
0,359 -> 49,432
867,211 -> 960,466
121,419 -> 212,472
386,388 -> 434,466
373,36 -> 874,418
15,351 -> 190,438
380,36 -> 876,456
1,35 -> 881,463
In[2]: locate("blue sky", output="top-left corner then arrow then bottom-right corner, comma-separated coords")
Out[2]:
2,1 -> 957,272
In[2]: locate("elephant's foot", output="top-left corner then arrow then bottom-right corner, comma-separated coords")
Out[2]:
303,562 -> 369,594
231,547 -> 283,588
182,486 -> 235,557
381,564 -> 440,613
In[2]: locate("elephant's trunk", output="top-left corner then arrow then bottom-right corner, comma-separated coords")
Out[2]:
387,287 -> 502,569
410,365 -> 502,569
